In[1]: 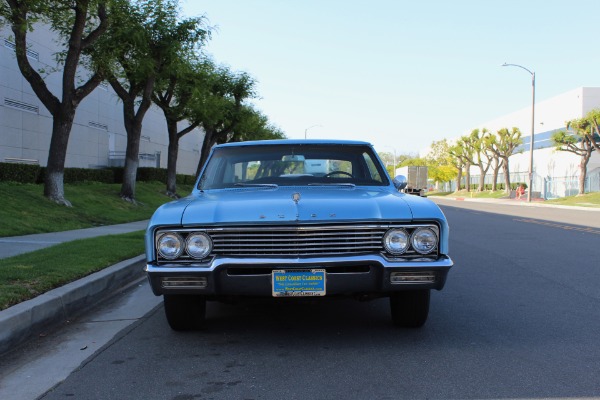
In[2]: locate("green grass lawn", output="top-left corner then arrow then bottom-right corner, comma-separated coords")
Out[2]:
0,231 -> 145,310
0,181 -> 193,237
545,192 -> 600,208
0,181 -> 193,310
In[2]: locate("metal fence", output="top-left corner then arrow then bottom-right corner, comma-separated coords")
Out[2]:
544,172 -> 600,199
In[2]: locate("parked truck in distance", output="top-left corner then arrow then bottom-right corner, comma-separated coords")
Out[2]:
395,166 -> 428,197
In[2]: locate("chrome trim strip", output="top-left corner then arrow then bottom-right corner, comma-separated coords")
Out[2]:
146,254 -> 453,274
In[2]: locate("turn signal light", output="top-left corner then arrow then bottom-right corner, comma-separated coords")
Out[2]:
161,277 -> 207,289
390,272 -> 436,284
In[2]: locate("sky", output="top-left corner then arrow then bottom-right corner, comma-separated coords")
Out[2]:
180,0 -> 600,156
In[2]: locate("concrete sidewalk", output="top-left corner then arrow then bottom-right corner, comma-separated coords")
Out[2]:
0,220 -> 150,355
0,220 -> 149,259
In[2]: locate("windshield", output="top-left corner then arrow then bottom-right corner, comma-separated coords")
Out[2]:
198,144 -> 389,190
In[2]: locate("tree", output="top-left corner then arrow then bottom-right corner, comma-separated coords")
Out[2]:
581,108 -> 600,152
194,68 -> 256,176
152,57 -> 212,198
463,129 -> 493,192
487,127 -> 522,193
484,133 -> 504,191
448,141 -> 467,192
552,119 -> 595,195
451,136 -> 475,191
425,139 -> 457,189
1,0 -> 110,205
97,0 -> 208,201
228,105 -> 286,142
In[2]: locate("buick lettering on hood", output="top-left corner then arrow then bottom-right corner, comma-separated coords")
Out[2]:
145,140 -> 453,330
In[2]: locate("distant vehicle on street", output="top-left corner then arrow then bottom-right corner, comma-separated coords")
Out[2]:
145,140 -> 453,330
395,165 -> 428,197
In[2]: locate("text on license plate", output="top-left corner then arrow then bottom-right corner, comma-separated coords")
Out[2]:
272,269 -> 326,297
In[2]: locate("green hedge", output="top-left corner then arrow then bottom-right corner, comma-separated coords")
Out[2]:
0,163 -> 195,185
0,163 -> 41,183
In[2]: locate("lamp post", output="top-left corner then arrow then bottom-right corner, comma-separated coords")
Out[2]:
502,62 -> 535,202
384,146 -> 397,173
304,124 -> 322,139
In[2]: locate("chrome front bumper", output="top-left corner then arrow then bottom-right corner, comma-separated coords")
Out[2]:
145,254 -> 453,298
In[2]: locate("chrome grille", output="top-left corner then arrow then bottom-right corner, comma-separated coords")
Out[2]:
208,225 -> 388,257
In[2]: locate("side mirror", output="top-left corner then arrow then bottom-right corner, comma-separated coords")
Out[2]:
393,175 -> 408,191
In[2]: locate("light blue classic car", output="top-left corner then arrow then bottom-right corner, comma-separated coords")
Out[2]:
145,140 -> 453,330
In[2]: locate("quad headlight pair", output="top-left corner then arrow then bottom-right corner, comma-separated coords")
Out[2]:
157,232 -> 212,260
383,227 -> 438,255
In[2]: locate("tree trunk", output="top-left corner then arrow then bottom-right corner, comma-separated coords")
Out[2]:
112,77 -> 155,202
491,158 -> 502,192
578,157 -> 589,195
43,107 -> 77,205
501,156 -> 511,193
120,122 -> 141,201
196,127 -> 215,178
491,167 -> 499,192
165,119 -> 180,197
455,168 -> 462,192
465,162 -> 471,192
478,164 -> 486,192
119,98 -> 143,202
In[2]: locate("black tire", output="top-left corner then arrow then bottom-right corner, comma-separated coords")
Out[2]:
163,294 -> 207,331
389,289 -> 430,328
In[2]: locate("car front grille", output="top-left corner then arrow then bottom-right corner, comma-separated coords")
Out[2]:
208,225 -> 388,257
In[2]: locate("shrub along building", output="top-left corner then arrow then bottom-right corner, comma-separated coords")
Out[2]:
0,24 -> 204,177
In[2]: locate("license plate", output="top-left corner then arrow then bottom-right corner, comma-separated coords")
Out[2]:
272,269 -> 326,297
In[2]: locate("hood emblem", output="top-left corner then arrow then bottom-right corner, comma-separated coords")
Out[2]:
292,192 -> 301,204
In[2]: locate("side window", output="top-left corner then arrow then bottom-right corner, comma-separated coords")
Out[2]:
363,152 -> 383,182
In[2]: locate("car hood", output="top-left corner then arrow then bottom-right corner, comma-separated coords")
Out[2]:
171,186 -> 437,226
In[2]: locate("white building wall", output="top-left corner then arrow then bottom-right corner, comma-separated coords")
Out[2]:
0,24 -> 204,176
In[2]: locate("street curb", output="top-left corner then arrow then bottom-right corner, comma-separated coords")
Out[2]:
0,255 -> 146,356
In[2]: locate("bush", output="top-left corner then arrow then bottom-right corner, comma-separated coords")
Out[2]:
137,167 -> 167,183
0,163 -> 41,183
64,168 -> 114,184
177,174 -> 197,185
0,163 -> 195,186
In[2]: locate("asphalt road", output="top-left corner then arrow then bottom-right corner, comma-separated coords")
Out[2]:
7,200 -> 600,399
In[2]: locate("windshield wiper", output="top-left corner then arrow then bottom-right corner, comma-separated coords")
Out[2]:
234,183 -> 279,188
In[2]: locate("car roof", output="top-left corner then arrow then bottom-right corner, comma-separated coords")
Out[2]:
214,139 -> 373,148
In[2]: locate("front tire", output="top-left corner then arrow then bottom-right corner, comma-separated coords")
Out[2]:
163,294 -> 206,331
389,289 -> 430,328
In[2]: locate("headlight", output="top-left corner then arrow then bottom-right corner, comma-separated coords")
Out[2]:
157,232 -> 184,259
383,228 -> 409,255
411,227 -> 438,254
186,232 -> 213,259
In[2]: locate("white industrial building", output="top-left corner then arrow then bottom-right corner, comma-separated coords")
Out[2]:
455,87 -> 600,198
0,24 -> 204,176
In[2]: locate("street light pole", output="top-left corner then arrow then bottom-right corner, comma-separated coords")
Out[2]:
502,62 -> 535,202
304,124 -> 322,139
384,146 -> 397,173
